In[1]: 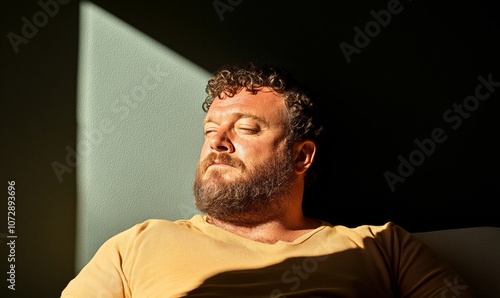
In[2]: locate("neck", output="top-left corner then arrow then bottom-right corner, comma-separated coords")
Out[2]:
205,211 -> 321,244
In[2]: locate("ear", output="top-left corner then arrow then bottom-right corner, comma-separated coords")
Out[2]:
292,140 -> 316,175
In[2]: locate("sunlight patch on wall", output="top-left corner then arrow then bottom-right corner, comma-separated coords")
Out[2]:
77,1 -> 210,271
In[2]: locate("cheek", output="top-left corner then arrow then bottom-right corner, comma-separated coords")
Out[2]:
233,141 -> 254,155
237,143 -> 270,162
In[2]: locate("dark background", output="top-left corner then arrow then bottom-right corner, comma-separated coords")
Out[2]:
1,0 -> 499,296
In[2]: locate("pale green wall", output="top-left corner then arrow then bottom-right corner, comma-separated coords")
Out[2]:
76,2 -> 210,271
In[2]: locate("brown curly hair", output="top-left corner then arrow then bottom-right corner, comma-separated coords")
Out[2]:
202,62 -> 324,185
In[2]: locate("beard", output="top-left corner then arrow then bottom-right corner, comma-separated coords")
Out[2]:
193,148 -> 296,224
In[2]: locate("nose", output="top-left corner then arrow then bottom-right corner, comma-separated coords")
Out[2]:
208,129 -> 235,153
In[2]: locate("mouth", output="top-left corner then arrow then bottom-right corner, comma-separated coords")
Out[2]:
201,153 -> 246,174
208,161 -> 233,168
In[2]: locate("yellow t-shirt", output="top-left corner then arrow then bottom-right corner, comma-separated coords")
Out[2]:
61,215 -> 475,297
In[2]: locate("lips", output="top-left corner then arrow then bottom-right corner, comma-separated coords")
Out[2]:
206,161 -> 233,173
210,160 -> 231,167
201,153 -> 246,174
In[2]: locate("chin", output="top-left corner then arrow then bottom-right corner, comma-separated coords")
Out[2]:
204,170 -> 241,181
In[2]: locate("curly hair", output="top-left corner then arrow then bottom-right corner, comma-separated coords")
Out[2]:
202,62 -> 324,185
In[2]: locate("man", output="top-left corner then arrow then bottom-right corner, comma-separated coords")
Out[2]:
61,63 -> 475,297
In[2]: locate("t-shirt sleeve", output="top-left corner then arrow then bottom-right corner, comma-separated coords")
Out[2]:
60,225 -> 139,298
376,222 -> 477,298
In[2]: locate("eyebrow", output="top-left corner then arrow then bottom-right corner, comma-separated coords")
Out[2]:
204,112 -> 270,126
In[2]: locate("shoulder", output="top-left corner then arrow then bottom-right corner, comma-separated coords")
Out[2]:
320,221 -> 413,248
128,217 -> 197,234
125,215 -> 203,237
103,215 -> 205,249
329,221 -> 407,238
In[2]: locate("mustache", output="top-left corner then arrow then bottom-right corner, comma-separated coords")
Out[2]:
200,153 -> 246,172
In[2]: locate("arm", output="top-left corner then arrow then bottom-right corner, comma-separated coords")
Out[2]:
379,223 -> 476,298
60,229 -> 134,298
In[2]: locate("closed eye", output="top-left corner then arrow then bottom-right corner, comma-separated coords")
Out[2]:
204,129 -> 217,137
239,127 -> 260,134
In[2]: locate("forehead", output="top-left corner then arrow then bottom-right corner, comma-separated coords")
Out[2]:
205,89 -> 287,124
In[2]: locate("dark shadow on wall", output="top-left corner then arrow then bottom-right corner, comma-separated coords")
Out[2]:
0,1 -> 79,297
83,0 -> 500,232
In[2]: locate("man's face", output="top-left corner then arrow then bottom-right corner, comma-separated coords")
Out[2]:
193,88 -> 297,223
